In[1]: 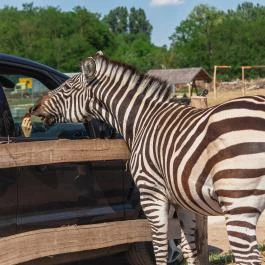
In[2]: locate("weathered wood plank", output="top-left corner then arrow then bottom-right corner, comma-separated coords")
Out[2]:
0,220 -> 151,265
0,139 -> 129,168
196,215 -> 209,265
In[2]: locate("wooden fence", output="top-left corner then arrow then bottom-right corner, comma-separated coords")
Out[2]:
0,137 -> 208,264
0,139 -> 129,168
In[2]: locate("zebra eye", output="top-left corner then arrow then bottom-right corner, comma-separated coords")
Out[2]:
63,83 -> 72,91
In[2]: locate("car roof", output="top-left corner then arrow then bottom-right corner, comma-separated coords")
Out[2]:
0,53 -> 69,90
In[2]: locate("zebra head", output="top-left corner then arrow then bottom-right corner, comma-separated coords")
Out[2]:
31,51 -> 104,125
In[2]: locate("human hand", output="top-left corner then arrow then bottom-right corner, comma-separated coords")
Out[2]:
21,113 -> 32,137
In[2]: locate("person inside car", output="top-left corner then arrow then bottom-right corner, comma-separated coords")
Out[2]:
0,79 -> 16,137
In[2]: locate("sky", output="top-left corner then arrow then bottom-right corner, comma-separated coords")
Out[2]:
0,0 -> 264,47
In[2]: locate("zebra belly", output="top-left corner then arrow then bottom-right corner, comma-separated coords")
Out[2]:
168,174 -> 223,216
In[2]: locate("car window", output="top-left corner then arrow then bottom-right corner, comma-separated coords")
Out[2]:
1,74 -> 86,140
2,73 -> 117,140
3,74 -> 48,123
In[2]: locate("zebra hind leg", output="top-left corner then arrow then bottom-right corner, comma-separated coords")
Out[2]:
225,213 -> 261,265
176,207 -> 200,265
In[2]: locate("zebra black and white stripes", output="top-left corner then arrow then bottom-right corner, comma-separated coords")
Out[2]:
32,52 -> 265,265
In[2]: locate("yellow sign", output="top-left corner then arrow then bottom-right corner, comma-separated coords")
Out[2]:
19,78 -> 32,89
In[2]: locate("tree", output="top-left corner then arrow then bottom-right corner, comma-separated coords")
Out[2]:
103,7 -> 128,34
0,6 -> 23,54
169,4 -> 224,70
234,2 -> 259,20
169,2 -> 265,79
129,8 -> 152,39
0,4 -> 161,72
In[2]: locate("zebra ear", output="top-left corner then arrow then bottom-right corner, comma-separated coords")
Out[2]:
81,57 -> 96,81
96,50 -> 103,56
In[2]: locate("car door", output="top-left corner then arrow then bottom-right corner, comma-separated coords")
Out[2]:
0,167 -> 18,236
17,159 -> 126,232
15,114 -> 126,233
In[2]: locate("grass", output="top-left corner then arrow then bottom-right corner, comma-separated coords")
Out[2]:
180,247 -> 265,265
208,244 -> 265,265
209,251 -> 233,265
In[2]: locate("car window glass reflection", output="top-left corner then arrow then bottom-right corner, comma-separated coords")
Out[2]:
3,74 -> 48,123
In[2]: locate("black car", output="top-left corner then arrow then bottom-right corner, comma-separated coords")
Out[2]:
0,53 -> 182,265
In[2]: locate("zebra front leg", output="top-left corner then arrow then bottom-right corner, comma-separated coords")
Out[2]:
139,185 -> 169,265
176,207 -> 201,265
224,213 -> 261,265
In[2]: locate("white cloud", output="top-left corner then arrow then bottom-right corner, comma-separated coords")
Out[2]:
150,0 -> 184,6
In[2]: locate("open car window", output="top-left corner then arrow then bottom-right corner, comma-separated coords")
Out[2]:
2,74 -> 58,139
3,74 -> 48,123
1,71 -> 117,140
1,74 -> 84,140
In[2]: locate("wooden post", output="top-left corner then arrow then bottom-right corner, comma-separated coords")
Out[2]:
241,65 -> 265,96
242,66 -> 245,96
213,65 -> 217,99
188,82 -> 192,98
196,215 -> 209,264
241,66 -> 251,96
212,65 -> 231,99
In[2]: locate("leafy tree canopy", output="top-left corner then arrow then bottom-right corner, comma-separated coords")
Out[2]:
169,2 -> 265,78
103,7 -> 128,34
0,3 -> 158,72
1,2 -> 265,79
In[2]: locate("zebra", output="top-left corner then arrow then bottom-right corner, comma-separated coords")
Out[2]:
31,51 -> 265,265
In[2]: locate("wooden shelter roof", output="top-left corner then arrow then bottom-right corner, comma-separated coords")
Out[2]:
147,67 -> 212,85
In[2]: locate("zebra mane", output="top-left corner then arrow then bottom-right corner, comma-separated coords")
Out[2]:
98,55 -> 174,101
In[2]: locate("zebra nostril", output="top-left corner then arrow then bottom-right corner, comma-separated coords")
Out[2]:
30,103 -> 42,115
33,102 -> 42,111
29,106 -> 34,113
30,106 -> 37,114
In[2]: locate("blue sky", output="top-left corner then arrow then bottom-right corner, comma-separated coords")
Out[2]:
0,0 -> 264,47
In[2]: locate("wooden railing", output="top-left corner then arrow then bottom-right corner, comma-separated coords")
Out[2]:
0,138 -> 209,265
0,139 -> 129,168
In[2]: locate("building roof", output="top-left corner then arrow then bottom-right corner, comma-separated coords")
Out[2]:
147,67 -> 212,85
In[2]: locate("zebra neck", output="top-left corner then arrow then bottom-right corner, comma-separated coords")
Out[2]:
91,68 -> 173,149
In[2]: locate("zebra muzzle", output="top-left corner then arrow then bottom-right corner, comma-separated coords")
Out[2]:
30,105 -> 55,126
43,116 -> 55,126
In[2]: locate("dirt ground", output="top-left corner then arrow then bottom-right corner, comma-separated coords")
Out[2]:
208,211 -> 265,264
207,87 -> 265,107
